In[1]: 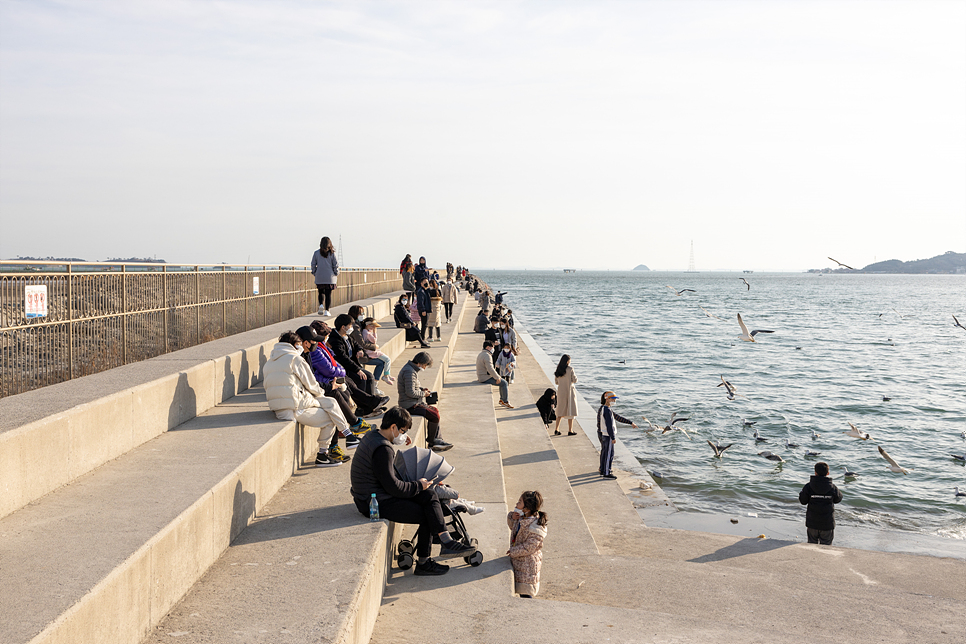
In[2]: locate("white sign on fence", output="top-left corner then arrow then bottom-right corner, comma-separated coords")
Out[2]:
25,285 -> 48,319
252,276 -> 259,295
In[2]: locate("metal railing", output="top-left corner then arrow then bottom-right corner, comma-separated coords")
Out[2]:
0,261 -> 402,398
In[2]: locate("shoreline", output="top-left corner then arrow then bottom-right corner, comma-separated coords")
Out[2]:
514,315 -> 965,561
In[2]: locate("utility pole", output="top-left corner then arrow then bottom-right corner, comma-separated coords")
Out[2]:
687,240 -> 696,273
338,235 -> 345,267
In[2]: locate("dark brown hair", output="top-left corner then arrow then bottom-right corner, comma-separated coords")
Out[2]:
319,236 -> 335,257
554,354 -> 570,379
520,490 -> 547,526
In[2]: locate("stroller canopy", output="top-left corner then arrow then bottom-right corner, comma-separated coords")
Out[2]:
394,446 -> 454,484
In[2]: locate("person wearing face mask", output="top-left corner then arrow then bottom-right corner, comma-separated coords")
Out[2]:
476,340 -> 502,386
426,279 -> 443,342
349,407 -> 477,576
327,314 -> 390,415
415,278 -> 432,341
484,315 -> 502,349
395,294 -> 430,348
397,352 -> 452,452
413,256 -> 430,285
440,277 -> 458,324
494,341 -> 516,408
506,490 -> 548,598
347,305 -> 387,382
500,318 -> 518,355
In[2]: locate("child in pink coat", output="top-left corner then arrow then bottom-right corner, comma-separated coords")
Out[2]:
506,490 -> 548,598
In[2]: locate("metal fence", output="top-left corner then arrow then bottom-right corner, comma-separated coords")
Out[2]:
0,261 -> 402,398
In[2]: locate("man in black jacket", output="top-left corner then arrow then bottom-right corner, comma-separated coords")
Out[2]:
327,314 -> 389,415
799,462 -> 843,545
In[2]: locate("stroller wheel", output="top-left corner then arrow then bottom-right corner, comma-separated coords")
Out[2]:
397,552 -> 414,570
465,551 -> 484,567
397,540 -> 414,556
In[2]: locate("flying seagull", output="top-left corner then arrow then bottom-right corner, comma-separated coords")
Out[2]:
758,451 -> 785,463
953,315 -> 966,331
843,465 -> 858,478
640,417 -> 661,433
843,422 -> 872,440
737,313 -> 775,342
666,286 -> 696,296
699,306 -> 723,320
877,445 -> 912,474
739,278 -> 751,291
717,376 -> 742,400
707,440 -> 734,458
828,257 -> 856,270
660,412 -> 691,439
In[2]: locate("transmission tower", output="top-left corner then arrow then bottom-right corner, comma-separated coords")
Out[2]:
687,240 -> 696,272
338,235 -> 345,267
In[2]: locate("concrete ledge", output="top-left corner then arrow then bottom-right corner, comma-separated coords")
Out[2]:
0,293 -> 405,520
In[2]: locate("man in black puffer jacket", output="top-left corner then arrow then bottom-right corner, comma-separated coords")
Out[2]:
799,462 -> 843,545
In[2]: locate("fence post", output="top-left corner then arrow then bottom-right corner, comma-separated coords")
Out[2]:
163,264 -> 168,354
122,264 -> 127,365
222,265 -> 227,337
68,263 -> 74,379
196,265 -> 201,343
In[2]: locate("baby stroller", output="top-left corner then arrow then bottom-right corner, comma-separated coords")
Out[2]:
393,447 -> 484,570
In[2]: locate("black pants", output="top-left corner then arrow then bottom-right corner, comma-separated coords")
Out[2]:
419,313 -> 429,340
443,302 -> 454,320
807,527 -> 834,545
364,489 -> 447,558
402,326 -> 423,343
345,376 -> 382,415
316,284 -> 334,310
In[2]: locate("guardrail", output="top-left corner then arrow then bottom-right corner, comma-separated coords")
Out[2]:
0,261 -> 402,397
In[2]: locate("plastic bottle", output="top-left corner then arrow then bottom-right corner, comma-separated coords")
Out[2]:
369,493 -> 380,521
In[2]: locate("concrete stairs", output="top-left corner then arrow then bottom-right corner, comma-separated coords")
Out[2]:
0,292 -> 413,644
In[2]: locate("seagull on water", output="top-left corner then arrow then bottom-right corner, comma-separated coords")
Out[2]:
882,396 -> 891,402
951,452 -> 966,462
811,430 -> 821,440
843,422 -> 872,440
717,376 -> 743,400
699,306 -> 723,320
737,313 -> 775,343
758,451 -> 785,463
877,445 -> 912,475
828,257 -> 856,270
666,286 -> 696,296
953,315 -> 966,331
618,360 -> 626,364
739,278 -> 751,291
743,419 -> 757,427
754,429 -> 768,443
804,449 -> 822,457
955,487 -> 966,497
843,466 -> 859,478
707,440 -> 734,458
784,439 -> 800,449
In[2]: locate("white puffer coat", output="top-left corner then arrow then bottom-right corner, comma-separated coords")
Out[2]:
264,342 -> 325,413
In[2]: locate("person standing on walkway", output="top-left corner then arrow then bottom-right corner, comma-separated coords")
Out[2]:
553,354 -> 579,436
264,331 -> 351,467
596,391 -> 637,479
494,342 -> 516,409
397,352 -> 453,453
350,407 -> 477,576
799,462 -> 843,545
400,254 -> 416,296
415,278 -> 432,341
426,279 -> 443,342
506,490 -> 548,598
311,237 -> 339,317
440,277 -> 458,324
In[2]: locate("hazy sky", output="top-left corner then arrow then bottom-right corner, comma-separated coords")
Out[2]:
1,0 -> 964,271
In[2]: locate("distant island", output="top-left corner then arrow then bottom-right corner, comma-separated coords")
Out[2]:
632,264 -> 650,271
808,251 -> 965,274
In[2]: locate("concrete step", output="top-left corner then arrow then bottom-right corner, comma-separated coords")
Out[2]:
0,294 -> 404,520
140,293 -> 475,644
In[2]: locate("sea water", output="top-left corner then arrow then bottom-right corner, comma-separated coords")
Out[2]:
477,270 -> 966,547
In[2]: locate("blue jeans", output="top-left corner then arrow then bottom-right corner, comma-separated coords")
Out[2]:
481,376 -> 509,403
368,354 -> 391,380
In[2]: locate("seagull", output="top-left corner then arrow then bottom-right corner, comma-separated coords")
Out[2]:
618,360 -> 626,364
754,429 -> 768,443
640,417 -> 661,433
737,313 -> 775,342
960,430 -> 966,439
953,315 -> 966,330
666,286 -> 696,296
739,278 -> 751,291
843,466 -> 859,478
804,449 -> 822,457
717,376 -> 741,400
811,430 -> 821,440
659,413 -> 692,439
877,445 -> 912,474
828,257 -> 856,270
743,419 -> 757,427
758,451 -> 785,463
784,439 -> 800,449
650,470 -> 666,479
843,422 -> 872,440
955,487 -> 966,497
699,306 -> 723,320
882,396 -> 891,402
707,440 -> 734,458
951,452 -> 966,462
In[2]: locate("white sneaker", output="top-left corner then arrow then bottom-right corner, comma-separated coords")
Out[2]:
381,375 -> 395,385
317,305 -> 326,315
322,310 -> 332,317
375,388 -> 385,397
463,501 -> 485,515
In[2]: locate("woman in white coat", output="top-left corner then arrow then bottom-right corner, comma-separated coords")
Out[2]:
440,278 -> 459,323
553,354 -> 578,436
264,331 -> 350,467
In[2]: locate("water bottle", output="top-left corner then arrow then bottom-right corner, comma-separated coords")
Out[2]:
369,493 -> 380,521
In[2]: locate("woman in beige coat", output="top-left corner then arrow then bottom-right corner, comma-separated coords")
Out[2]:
440,278 -> 458,323
553,354 -> 578,436
426,279 -> 444,341
506,490 -> 548,598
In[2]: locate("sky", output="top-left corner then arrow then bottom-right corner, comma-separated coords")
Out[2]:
1,0 -> 964,272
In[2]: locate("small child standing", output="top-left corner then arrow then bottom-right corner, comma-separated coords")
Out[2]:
597,391 -> 637,479
494,343 -> 516,409
506,490 -> 548,598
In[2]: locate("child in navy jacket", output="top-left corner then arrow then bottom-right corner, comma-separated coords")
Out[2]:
596,391 -> 637,479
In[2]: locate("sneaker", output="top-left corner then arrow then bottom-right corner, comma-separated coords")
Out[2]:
437,540 -> 477,560
378,395 -> 391,407
381,375 -> 395,385
413,559 -> 449,576
463,501 -> 485,515
317,305 -> 326,315
315,452 -> 342,467
363,406 -> 387,419
344,436 -> 360,450
602,473 -> 617,479
349,419 -> 372,436
327,446 -> 351,463
322,310 -> 332,317
430,439 -> 453,453
375,388 -> 385,397
498,400 -> 508,408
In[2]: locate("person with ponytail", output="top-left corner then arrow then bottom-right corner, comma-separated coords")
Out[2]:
553,354 -> 578,436
506,490 -> 548,598
311,236 -> 339,316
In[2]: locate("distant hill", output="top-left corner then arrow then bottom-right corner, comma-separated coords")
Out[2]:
808,251 -> 965,274
632,264 -> 650,271
12,255 -> 88,262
